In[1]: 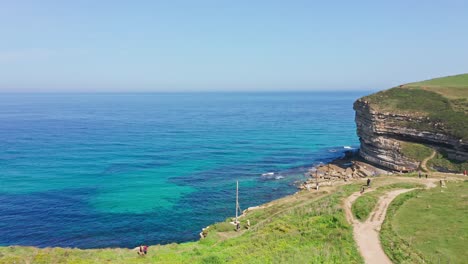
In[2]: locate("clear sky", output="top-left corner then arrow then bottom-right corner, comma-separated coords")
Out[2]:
1,0 -> 467,92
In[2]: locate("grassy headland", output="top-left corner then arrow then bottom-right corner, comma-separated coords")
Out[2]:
362,73 -> 468,140
381,180 -> 468,264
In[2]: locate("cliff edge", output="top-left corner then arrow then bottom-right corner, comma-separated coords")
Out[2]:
354,74 -> 468,172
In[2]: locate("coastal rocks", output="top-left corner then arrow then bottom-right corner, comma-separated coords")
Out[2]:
299,156 -> 388,190
353,99 -> 468,171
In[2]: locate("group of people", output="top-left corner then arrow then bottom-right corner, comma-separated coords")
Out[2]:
360,178 -> 371,194
235,219 -> 251,231
418,171 -> 428,178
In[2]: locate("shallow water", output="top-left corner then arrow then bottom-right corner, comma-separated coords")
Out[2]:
0,92 -> 366,248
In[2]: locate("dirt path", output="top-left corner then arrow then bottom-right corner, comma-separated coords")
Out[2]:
344,180 -> 437,264
420,150 -> 436,172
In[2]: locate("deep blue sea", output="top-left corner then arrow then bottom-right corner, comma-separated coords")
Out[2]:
0,92 -> 367,248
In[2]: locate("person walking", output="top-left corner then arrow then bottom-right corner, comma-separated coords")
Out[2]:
367,178 -> 371,187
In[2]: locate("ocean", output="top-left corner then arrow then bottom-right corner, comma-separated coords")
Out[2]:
0,92 -> 367,248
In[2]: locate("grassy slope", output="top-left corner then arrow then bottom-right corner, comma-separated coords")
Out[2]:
381,181 -> 468,264
352,194 -> 378,221
0,184 -> 364,264
351,182 -> 424,221
428,151 -> 468,172
363,73 -> 468,140
399,142 -> 433,163
0,177 -> 434,264
1,177 -> 463,263
398,141 -> 468,172
408,74 -> 468,90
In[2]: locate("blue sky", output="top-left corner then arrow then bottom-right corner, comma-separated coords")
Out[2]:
1,0 -> 467,92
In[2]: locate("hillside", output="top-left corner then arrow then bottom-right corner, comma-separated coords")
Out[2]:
1,182 -> 364,263
354,74 -> 468,172
1,175 -> 466,263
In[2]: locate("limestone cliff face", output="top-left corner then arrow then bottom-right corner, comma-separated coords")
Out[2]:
353,99 -> 468,171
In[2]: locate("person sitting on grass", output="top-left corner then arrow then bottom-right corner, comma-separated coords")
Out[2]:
138,245 -> 148,256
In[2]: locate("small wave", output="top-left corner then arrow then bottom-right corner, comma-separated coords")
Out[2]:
261,172 -> 274,177
328,149 -> 337,153
275,175 -> 284,180
343,146 -> 353,149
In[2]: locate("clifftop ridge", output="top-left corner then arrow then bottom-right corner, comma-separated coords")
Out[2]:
354,74 -> 468,172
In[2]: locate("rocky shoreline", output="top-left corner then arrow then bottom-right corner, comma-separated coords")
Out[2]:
298,150 -> 393,191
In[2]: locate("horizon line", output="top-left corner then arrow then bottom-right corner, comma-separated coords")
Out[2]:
0,89 -> 379,94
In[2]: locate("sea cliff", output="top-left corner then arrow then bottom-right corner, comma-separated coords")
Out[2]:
353,74 -> 468,172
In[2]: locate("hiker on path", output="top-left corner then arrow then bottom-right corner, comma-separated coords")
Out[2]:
360,186 -> 365,194
367,178 -> 371,187
425,174 -> 428,179
246,219 -> 250,230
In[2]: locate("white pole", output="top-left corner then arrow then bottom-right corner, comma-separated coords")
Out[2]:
235,180 -> 239,223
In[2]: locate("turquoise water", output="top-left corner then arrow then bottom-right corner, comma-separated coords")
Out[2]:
0,92 -> 366,248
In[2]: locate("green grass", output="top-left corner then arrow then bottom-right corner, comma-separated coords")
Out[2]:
363,74 -> 468,140
398,142 -> 467,173
351,182 -> 424,222
0,178 -> 460,263
381,181 -> 468,264
364,87 -> 452,114
407,73 -> 468,90
0,184 -> 364,264
352,194 -> 378,221
400,142 -> 433,163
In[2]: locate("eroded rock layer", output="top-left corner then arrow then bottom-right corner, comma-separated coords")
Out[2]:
353,99 -> 468,171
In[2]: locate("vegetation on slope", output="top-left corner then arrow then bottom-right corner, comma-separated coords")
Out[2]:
363,74 -> 468,140
0,184 -> 364,264
428,150 -> 468,173
400,142 -> 433,163
381,181 -> 468,264
351,182 -> 424,222
352,194 -> 378,221
408,73 -> 468,90
0,177 -> 462,264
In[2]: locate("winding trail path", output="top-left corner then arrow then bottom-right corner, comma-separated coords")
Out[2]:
420,150 -> 436,172
344,180 -> 437,264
